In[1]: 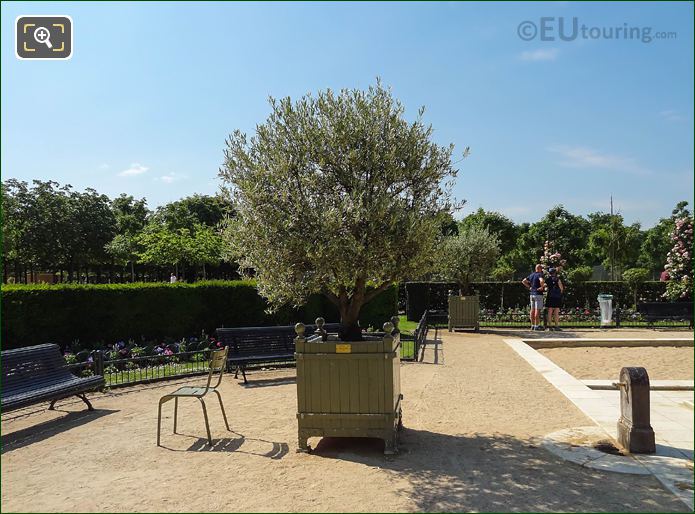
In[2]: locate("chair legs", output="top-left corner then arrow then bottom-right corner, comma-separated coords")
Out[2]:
173,397 -> 178,434
213,390 -> 230,431
198,398 -> 213,446
157,397 -> 167,446
158,392 -> 228,447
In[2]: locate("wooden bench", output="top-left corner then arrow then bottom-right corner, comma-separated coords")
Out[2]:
1,344 -> 105,412
216,323 -> 341,383
637,302 -> 693,327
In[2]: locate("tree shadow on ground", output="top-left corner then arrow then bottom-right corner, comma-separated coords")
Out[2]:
310,428 -> 689,512
1,409 -> 117,454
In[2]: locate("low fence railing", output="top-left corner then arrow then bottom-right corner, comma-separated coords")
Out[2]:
422,307 -> 691,329
67,332 -> 424,387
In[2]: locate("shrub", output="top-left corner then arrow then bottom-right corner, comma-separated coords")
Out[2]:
566,266 -> 593,284
1,280 -> 397,350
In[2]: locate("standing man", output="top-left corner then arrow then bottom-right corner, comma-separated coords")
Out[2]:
522,264 -> 545,331
170,273 -> 177,283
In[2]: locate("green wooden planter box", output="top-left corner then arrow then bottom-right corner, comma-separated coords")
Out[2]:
448,294 -> 480,332
294,321 -> 403,455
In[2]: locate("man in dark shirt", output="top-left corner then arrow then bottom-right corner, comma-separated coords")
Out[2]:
522,264 -> 545,330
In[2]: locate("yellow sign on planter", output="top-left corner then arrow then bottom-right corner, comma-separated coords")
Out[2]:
335,344 -> 352,353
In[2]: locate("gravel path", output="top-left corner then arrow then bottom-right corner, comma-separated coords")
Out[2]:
2,329 -> 689,512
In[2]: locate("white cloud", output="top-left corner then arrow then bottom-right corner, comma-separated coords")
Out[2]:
118,163 -> 149,177
547,145 -> 650,175
156,173 -> 186,184
659,110 -> 684,122
98,163 -> 110,170
520,48 -> 559,61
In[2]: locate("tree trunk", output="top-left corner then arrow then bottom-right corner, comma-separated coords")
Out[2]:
130,261 -> 135,282
338,305 -> 362,341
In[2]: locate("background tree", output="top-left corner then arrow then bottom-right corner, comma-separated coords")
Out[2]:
460,208 -> 518,255
638,217 -> 674,278
438,226 -> 500,295
136,226 -> 190,278
107,194 -> 149,281
186,224 -> 223,279
514,206 -> 590,270
587,212 -> 642,278
622,268 -> 651,307
220,81 -> 463,339
152,194 -> 231,231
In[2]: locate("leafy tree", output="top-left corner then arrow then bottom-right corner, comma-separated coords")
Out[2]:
136,226 -> 190,276
638,218 -> 674,277
186,225 -> 223,279
220,81 -> 462,340
622,268 -> 650,307
111,194 -> 149,235
105,234 -> 140,281
460,208 -> 518,255
153,194 -> 231,231
68,188 -> 116,280
490,263 -> 515,282
438,226 -> 500,295
108,194 -> 149,281
587,212 -> 642,278
514,206 -> 590,268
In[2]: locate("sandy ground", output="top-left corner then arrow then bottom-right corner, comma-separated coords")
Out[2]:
1,328 -> 691,512
538,346 -> 695,380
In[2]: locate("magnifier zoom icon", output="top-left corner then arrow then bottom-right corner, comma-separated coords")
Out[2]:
33,26 -> 53,49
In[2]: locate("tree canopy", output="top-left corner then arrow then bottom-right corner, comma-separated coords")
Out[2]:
220,81 -> 464,338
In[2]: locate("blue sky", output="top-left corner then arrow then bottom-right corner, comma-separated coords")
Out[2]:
2,1 -> 693,227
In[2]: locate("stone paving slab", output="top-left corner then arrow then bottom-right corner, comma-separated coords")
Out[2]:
506,337 -> 695,510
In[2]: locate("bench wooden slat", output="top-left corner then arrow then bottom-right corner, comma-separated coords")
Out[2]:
1,344 -> 105,412
216,323 -> 341,383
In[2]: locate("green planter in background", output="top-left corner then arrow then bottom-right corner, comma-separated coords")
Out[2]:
448,293 -> 480,332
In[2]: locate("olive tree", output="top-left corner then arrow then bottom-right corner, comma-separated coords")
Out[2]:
220,82 -> 463,340
438,226 -> 500,295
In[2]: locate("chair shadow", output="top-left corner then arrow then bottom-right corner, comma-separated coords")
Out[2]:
1,409 -> 117,454
161,430 -> 289,460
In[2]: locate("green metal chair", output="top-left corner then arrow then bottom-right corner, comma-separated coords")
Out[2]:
157,346 -> 230,446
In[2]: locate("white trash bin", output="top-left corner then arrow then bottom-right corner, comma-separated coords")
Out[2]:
597,294 -> 613,326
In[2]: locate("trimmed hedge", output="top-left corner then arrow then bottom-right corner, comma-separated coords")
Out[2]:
1,281 -> 398,350
405,281 -> 671,321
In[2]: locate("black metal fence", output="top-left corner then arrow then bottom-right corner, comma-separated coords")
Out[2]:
67,349 -> 214,389
68,332 -> 426,387
420,307 -> 692,330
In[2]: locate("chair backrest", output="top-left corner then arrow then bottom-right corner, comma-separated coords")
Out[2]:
204,346 -> 228,390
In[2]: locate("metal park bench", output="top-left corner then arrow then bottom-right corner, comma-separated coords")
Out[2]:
637,302 -> 693,327
1,344 -> 105,412
216,322 -> 341,384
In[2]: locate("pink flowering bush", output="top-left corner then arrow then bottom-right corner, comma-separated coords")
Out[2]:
540,240 -> 567,273
664,216 -> 693,301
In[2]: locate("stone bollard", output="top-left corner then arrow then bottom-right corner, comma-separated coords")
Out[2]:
615,367 -> 656,453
